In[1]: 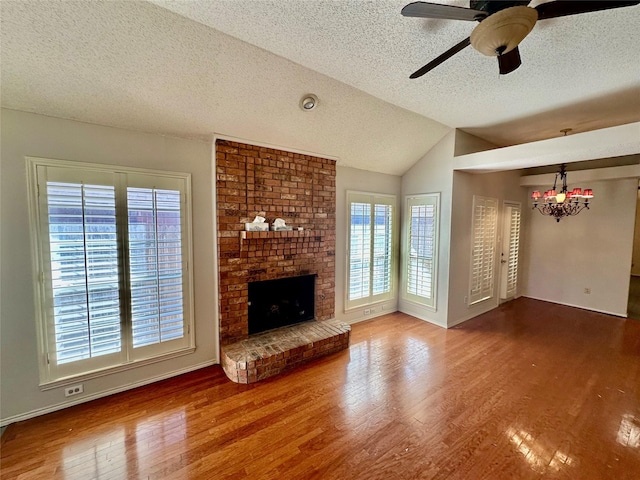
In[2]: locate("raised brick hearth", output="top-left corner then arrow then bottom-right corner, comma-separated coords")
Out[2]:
216,140 -> 348,382
221,320 -> 350,384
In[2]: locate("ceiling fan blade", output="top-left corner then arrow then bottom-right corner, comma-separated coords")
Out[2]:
410,37 -> 471,78
498,47 -> 522,75
536,1 -> 640,20
401,2 -> 487,21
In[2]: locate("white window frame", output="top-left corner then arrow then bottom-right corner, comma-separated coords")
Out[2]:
27,157 -> 195,387
468,195 -> 499,306
402,193 -> 440,310
345,191 -> 396,311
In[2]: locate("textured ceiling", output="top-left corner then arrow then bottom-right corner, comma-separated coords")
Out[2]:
0,0 -> 448,175
1,0 -> 639,175
151,0 -> 640,145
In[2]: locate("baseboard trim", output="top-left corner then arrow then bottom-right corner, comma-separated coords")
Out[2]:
346,308 -> 398,325
0,360 -> 217,428
522,296 -> 627,318
447,314 -> 479,328
398,305 -> 446,328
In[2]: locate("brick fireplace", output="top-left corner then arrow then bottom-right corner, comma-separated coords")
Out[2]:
216,140 -> 337,345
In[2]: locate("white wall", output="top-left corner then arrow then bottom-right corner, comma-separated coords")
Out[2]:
400,131 -> 455,327
0,109 -> 218,424
335,166 -> 402,324
454,129 -> 499,156
447,170 -> 529,326
522,177 -> 637,316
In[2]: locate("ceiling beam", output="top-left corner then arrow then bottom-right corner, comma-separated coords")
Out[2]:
453,122 -> 640,172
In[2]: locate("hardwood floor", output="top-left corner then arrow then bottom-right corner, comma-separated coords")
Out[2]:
2,297 -> 639,479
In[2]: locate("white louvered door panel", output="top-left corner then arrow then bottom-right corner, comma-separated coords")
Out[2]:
506,206 -> 521,297
500,203 -> 521,299
469,196 -> 498,305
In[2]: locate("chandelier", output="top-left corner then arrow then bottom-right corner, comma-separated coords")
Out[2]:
531,164 -> 593,222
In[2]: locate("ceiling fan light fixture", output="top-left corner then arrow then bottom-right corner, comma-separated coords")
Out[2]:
402,0 -> 640,78
470,6 -> 538,57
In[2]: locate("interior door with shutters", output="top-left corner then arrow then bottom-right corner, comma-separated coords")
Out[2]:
500,202 -> 521,300
469,196 -> 498,305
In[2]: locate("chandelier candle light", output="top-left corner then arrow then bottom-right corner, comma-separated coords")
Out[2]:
531,164 -> 593,222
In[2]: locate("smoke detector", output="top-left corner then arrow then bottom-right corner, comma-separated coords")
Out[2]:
300,94 -> 318,111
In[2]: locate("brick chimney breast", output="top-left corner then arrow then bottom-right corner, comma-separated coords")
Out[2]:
216,140 -> 336,344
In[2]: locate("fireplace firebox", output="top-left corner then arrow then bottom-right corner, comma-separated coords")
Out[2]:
248,274 -> 316,335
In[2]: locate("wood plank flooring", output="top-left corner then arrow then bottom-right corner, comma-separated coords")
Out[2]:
2,297 -> 639,479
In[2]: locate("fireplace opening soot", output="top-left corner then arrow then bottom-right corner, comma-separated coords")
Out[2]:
248,274 -> 316,335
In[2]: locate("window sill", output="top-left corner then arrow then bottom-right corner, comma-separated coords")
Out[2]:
39,346 -> 196,391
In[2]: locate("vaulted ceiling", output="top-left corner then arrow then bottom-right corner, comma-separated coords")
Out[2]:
2,1 -> 639,175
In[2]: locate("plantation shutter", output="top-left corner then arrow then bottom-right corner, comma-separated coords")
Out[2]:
469,196 -> 498,305
127,187 -> 185,348
404,194 -> 439,309
32,160 -> 193,383
372,203 -> 393,295
37,167 -> 124,379
346,192 -> 395,310
348,201 -> 371,302
503,204 -> 521,299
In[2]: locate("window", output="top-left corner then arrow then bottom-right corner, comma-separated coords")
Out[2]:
346,192 -> 395,310
469,195 -> 498,305
28,158 -> 194,384
403,194 -> 439,309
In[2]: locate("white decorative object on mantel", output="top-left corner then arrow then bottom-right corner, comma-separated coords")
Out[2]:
271,218 -> 293,231
245,215 -> 268,231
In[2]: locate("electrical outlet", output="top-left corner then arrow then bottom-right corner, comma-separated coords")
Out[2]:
65,384 -> 83,397
364,308 -> 371,315
584,288 -> 591,295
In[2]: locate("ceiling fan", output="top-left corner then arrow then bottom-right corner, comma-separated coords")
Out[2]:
402,1 -> 640,77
